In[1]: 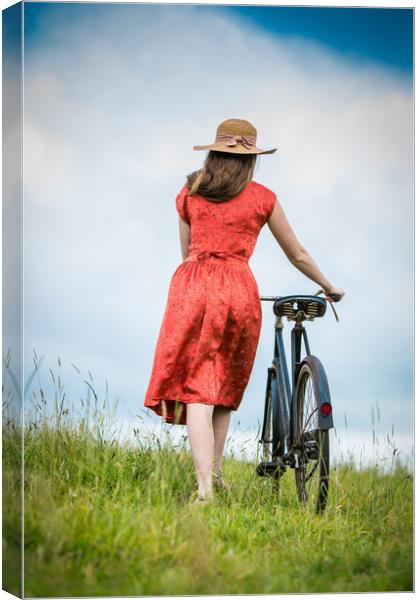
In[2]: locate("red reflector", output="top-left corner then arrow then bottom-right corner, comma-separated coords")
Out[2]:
320,402 -> 332,416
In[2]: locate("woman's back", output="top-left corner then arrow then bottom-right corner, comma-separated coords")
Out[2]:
176,179 -> 277,262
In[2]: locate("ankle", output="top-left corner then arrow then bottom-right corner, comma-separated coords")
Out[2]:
197,485 -> 214,498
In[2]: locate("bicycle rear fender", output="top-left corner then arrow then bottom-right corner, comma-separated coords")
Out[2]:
296,355 -> 334,430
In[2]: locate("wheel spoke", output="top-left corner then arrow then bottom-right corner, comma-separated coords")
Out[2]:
294,365 -> 330,513
304,457 -> 319,482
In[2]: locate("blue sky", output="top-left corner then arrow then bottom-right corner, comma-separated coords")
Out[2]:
24,3 -> 413,72
14,2 -> 413,467
220,6 -> 413,72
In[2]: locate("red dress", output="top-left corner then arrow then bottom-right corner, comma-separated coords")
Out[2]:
143,180 -> 277,425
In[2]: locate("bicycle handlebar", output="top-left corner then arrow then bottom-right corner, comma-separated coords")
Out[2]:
313,288 -> 342,303
313,288 -> 340,322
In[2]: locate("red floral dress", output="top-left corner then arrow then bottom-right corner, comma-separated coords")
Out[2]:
143,180 -> 277,425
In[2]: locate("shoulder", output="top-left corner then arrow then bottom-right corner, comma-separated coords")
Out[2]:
249,180 -> 275,195
249,180 -> 277,222
175,182 -> 191,224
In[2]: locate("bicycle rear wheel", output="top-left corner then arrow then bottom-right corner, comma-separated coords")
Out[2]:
294,361 -> 330,513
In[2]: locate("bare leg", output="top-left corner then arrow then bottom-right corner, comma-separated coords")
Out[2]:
186,403 -> 215,498
212,405 -> 231,476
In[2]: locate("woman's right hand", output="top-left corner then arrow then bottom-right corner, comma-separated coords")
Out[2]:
323,286 -> 345,302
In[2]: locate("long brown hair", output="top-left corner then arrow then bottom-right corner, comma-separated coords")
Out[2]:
186,151 -> 257,202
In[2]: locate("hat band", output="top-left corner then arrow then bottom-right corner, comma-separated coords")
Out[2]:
216,133 -> 256,149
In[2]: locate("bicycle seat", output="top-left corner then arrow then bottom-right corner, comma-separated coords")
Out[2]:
273,295 -> 327,321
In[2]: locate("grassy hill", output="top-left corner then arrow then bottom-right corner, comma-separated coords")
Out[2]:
3,410 -> 413,596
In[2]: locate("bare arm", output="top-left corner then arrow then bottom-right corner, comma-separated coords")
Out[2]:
267,199 -> 336,293
178,216 -> 191,261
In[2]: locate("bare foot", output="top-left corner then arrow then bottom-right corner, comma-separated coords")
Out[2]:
190,490 -> 214,505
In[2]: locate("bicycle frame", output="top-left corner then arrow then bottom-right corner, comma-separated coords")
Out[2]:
270,313 -> 312,454
261,303 -> 334,461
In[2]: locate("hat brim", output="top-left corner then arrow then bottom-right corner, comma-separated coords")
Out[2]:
193,142 -> 277,155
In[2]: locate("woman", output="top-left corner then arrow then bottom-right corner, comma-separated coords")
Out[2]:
144,118 -> 345,502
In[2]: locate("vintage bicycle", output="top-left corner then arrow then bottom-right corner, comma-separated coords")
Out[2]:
256,289 -> 341,513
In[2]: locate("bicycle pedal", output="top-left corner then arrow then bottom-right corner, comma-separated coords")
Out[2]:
256,460 -> 287,477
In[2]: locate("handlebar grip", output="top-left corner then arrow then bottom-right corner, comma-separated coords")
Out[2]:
328,293 -> 341,302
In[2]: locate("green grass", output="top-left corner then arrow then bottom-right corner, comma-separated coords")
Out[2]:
2,352 -> 413,596
2,418 -> 413,597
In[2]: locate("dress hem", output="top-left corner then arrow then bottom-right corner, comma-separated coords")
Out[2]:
144,396 -> 240,425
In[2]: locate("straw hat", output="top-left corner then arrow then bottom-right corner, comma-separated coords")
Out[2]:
193,118 -> 277,155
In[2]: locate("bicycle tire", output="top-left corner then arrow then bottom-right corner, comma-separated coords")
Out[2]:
294,360 -> 330,513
